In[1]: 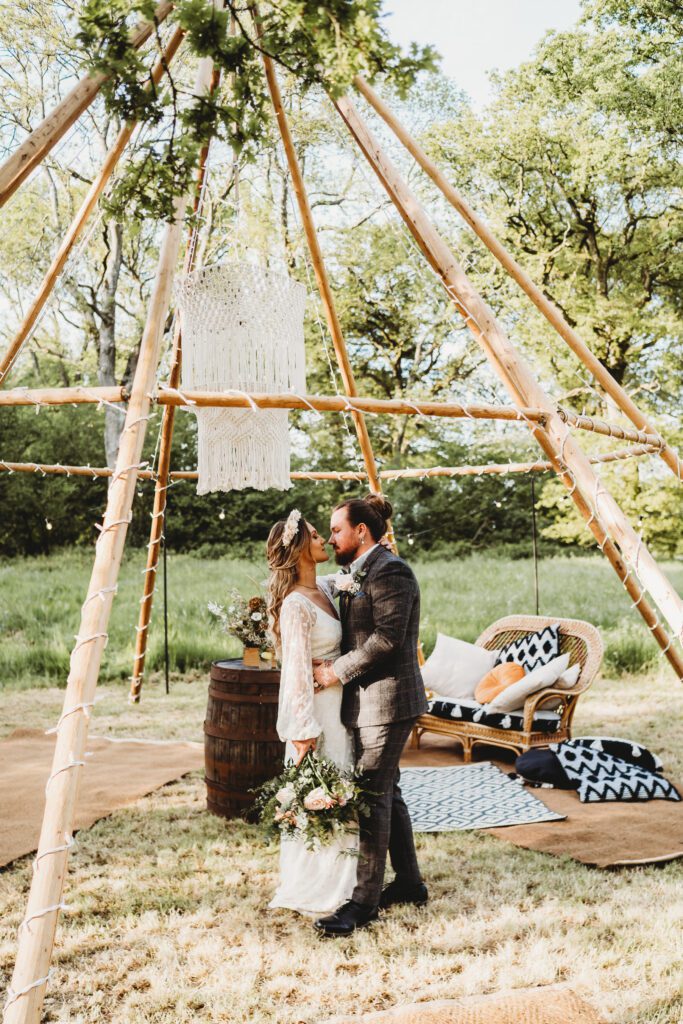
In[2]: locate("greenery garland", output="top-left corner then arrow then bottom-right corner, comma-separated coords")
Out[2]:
76,0 -> 437,221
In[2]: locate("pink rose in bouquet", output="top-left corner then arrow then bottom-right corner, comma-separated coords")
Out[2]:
303,786 -> 336,811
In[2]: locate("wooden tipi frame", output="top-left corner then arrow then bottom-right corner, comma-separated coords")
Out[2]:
1,13 -> 682,1021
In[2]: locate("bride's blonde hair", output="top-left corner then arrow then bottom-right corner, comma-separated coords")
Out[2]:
266,517 -> 312,647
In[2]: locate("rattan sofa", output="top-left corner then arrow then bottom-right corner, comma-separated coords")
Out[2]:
412,615 -> 603,762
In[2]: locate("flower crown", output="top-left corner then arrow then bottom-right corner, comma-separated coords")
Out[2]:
281,509 -> 302,547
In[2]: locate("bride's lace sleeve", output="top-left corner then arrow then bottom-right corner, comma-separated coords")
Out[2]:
276,595 -> 322,742
317,574 -> 338,603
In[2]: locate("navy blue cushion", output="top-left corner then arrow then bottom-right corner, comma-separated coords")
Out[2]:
516,748 -> 576,789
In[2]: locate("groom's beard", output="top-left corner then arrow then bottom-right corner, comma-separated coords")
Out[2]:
334,546 -> 360,566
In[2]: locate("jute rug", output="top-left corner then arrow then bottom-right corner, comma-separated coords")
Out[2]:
401,734 -> 683,867
0,728 -> 203,868
328,986 -> 606,1024
400,764 -> 564,831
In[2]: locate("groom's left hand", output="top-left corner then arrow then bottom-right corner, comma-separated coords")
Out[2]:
313,659 -> 339,689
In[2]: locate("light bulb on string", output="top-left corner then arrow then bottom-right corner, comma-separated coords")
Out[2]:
219,509 -> 226,520
46,520 -> 53,531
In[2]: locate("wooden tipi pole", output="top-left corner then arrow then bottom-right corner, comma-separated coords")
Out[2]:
0,26 -> 186,387
333,95 -> 683,648
0,0 -> 175,208
3,200 -> 186,1024
4,47 -> 217,1024
261,56 -> 385,503
354,75 -> 683,483
130,68 -> 221,702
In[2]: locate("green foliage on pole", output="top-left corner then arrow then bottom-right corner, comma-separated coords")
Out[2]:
75,0 -> 438,220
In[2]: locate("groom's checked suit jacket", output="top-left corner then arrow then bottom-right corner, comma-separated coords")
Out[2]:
333,546 -> 428,729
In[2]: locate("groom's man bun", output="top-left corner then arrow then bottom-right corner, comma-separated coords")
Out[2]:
363,493 -> 393,529
334,493 -> 392,542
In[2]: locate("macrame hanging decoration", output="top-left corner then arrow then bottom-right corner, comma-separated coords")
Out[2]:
176,262 -> 306,493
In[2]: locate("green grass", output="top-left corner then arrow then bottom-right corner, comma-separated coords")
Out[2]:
0,673 -> 682,1023
0,548 -> 680,688
1,549 -> 682,1022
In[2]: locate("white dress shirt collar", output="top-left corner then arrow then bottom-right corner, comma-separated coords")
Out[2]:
349,543 -> 378,575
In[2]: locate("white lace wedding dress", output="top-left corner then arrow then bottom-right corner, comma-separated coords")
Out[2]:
269,582 -> 358,915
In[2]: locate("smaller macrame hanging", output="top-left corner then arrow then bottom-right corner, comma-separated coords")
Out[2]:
176,262 -> 306,493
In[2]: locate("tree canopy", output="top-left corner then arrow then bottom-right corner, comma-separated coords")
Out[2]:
0,0 -> 680,558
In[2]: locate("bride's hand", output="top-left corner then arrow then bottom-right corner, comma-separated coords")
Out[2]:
292,738 -> 317,765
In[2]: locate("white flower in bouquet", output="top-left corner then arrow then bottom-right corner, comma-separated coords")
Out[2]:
253,752 -> 371,850
334,779 -> 356,807
276,784 -> 296,809
251,612 -> 263,621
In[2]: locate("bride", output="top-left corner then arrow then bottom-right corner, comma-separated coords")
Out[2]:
265,508 -> 357,915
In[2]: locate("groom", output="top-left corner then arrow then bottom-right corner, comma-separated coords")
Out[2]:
313,495 -> 428,936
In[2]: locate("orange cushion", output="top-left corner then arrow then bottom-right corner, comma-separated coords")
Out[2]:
474,662 -> 526,703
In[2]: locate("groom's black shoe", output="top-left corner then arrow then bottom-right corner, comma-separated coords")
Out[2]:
314,900 -> 379,937
379,879 -> 429,909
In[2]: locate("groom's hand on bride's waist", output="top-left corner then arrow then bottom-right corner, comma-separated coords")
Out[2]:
313,659 -> 340,690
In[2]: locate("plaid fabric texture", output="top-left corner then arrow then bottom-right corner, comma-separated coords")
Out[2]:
351,718 -> 422,906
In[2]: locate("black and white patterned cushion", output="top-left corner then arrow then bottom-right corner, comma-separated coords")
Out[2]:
552,744 -> 680,803
567,737 -> 663,774
494,623 -> 561,673
427,697 -> 561,735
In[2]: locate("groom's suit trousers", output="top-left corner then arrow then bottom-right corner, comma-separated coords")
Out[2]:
352,718 -> 422,906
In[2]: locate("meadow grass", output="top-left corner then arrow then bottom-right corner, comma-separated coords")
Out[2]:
1,672 -> 682,1024
1,548 -> 680,689
1,549 -> 683,1022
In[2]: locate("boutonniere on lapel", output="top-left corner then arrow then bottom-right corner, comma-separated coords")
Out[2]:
333,568 -> 368,598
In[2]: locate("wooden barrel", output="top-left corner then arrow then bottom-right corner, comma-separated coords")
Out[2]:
204,659 -> 284,819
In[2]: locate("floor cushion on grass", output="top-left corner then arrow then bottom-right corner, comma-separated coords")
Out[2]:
427,697 -> 561,735
568,736 -> 663,773
552,743 -> 680,803
515,748 -> 576,790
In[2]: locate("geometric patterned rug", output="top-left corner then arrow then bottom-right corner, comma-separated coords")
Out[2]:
401,764 -> 565,831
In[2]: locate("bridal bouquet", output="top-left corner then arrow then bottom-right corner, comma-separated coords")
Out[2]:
252,753 -> 371,850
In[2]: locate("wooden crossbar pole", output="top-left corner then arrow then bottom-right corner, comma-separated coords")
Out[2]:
3,198 -> 186,1024
261,52 -> 386,509
0,384 -> 660,449
560,412 -> 662,448
130,59 -> 221,703
0,1 -> 175,208
354,75 -> 683,483
0,26 -> 186,387
0,444 -> 659,482
154,389 -> 545,420
0,386 -> 126,406
333,94 -> 683,649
